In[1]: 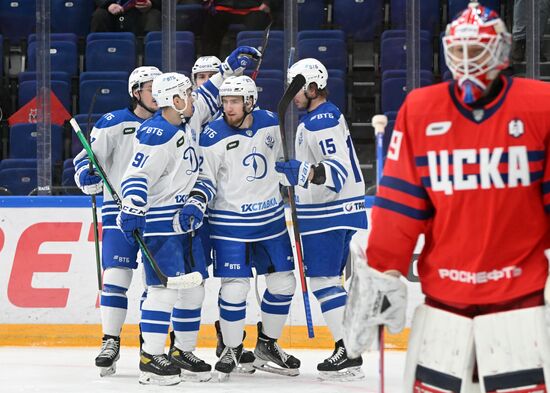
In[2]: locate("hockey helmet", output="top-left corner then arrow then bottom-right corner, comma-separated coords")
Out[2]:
287,58 -> 328,91
442,2 -> 511,102
152,72 -> 193,110
192,56 -> 221,81
128,66 -> 162,97
219,76 -> 258,108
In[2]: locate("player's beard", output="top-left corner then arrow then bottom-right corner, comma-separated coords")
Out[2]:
225,112 -> 247,128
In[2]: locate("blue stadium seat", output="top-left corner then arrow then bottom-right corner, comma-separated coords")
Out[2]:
244,69 -> 284,80
0,168 -> 37,195
237,30 -> 284,42
87,32 -> 135,44
439,32 -> 450,75
390,0 -> 440,35
237,36 -> 284,71
9,124 -> 64,162
80,71 -> 128,83
72,113 -> 102,157
27,41 -> 78,77
298,38 -> 347,72
51,0 -> 95,37
327,73 -> 346,114
297,0 -> 325,30
28,33 -> 78,45
79,79 -> 128,114
19,71 -> 71,86
0,35 -> 3,77
448,0 -> 500,19
18,80 -> 71,111
0,158 -> 37,171
176,4 -> 206,35
381,29 -> 431,40
380,34 -> 433,72
145,31 -> 195,44
255,77 -> 284,112
62,167 -> 79,193
0,2 -> 35,42
333,0 -> 383,41
144,40 -> 195,75
381,72 -> 434,113
384,111 -> 398,121
297,30 -> 346,42
86,39 -> 136,73
63,158 -> 74,170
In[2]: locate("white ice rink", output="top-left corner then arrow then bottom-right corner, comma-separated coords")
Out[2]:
1,347 -> 406,393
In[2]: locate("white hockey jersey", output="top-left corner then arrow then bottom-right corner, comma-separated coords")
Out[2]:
193,109 -> 287,242
73,108 -> 143,230
294,101 -> 368,234
120,78 -> 221,236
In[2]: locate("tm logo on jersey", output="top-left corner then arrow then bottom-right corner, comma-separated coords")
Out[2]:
428,146 -> 531,195
343,200 -> 366,213
242,147 -> 268,181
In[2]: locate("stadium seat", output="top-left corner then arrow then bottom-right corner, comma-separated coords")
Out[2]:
380,33 -> 433,72
51,0 -> 95,37
390,0 -> 440,35
297,0 -> 325,30
27,40 -> 78,76
86,32 -> 135,44
298,38 -> 347,72
176,4 -> 206,35
9,123 -> 64,162
144,40 -> 195,74
327,72 -> 346,114
18,80 -> 71,111
333,0 -> 383,41
244,69 -> 284,80
381,72 -> 434,113
237,36 -> 284,71
61,167 -> 79,192
79,79 -> 128,114
237,30 -> 284,42
297,30 -> 346,42
86,39 -> 136,73
72,113 -> 102,157
28,33 -> 78,45
0,168 -> 37,195
80,71 -> 128,83
63,158 -> 74,170
448,0 -> 500,19
19,71 -> 71,86
0,1 -> 35,42
255,77 -> 284,112
0,158 -> 37,171
145,31 -> 195,44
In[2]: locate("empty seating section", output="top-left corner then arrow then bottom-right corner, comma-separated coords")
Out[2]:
51,0 -> 95,37
0,1 -> 35,42
333,0 -> 384,41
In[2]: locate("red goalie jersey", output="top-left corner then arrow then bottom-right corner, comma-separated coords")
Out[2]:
368,76 -> 550,305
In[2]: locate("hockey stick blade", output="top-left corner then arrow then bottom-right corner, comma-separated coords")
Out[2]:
166,271 -> 203,289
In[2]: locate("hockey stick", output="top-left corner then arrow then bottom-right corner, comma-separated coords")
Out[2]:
85,89 -> 102,291
372,114 -> 388,393
70,119 -> 203,290
250,20 -> 272,81
278,74 -> 315,338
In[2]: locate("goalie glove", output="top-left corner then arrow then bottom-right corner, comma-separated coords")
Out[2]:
173,194 -> 206,234
343,255 -> 407,359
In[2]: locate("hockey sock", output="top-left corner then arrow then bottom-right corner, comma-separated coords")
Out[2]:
140,286 -> 178,355
261,271 -> 296,339
311,277 -> 347,341
172,285 -> 205,352
100,267 -> 133,337
219,278 -> 249,348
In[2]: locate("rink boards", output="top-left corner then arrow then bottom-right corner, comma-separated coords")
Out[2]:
0,196 -> 423,349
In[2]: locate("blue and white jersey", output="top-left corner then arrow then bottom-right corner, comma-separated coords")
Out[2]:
193,109 -> 287,242
294,101 -> 367,235
120,78 -> 221,236
73,108 -> 144,230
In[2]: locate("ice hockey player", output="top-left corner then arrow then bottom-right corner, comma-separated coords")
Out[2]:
275,58 -> 367,381
184,75 -> 301,381
117,46 -> 261,386
73,66 -> 162,377
343,4 -> 550,392
192,55 -> 222,88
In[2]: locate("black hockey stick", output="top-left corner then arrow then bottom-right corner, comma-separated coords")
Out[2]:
250,20 -> 272,81
277,74 -> 315,338
70,119 -> 203,290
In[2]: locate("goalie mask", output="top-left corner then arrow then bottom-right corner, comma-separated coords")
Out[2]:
442,2 -> 511,104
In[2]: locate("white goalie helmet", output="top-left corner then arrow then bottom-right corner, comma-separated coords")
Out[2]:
219,75 -> 258,107
128,66 -> 162,97
152,72 -> 193,110
288,58 -> 328,91
192,56 -> 221,80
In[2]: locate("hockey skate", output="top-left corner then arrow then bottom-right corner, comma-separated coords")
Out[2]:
139,350 -> 181,386
317,339 -> 364,382
215,320 -> 255,374
253,322 -> 300,376
95,335 -> 120,377
169,346 -> 212,382
215,344 -> 244,382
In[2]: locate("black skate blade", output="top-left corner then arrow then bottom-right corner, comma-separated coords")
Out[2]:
318,367 -> 365,382
253,358 -> 300,377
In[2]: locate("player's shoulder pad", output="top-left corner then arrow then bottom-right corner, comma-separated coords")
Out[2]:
252,109 -> 279,129
94,108 -> 141,130
302,101 -> 341,132
136,114 -> 180,146
199,117 -> 235,147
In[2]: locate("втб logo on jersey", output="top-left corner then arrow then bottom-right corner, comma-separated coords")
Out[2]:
428,146 -> 531,195
242,147 -> 267,181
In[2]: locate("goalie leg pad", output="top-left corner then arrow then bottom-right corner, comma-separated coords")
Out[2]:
474,306 -> 550,393
404,304 -> 477,393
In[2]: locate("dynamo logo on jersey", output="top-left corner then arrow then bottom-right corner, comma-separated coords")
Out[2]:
242,147 -> 268,181
183,146 -> 199,174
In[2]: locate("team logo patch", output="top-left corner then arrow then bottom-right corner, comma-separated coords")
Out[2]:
265,134 -> 275,149
242,147 -> 268,181
508,119 -> 524,138
472,109 -> 484,122
246,129 -> 253,137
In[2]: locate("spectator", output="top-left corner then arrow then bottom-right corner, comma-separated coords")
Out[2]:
91,0 -> 161,36
201,0 -> 272,58
511,0 -> 550,62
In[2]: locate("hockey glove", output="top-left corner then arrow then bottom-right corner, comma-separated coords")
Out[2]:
275,159 -> 312,188
173,195 -> 206,233
74,166 -> 103,195
219,46 -> 262,78
342,251 -> 407,359
116,210 -> 145,246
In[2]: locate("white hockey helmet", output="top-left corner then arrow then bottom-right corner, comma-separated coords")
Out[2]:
288,58 -> 328,91
192,56 -> 221,81
128,66 -> 162,97
152,72 -> 193,110
219,75 -> 258,108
